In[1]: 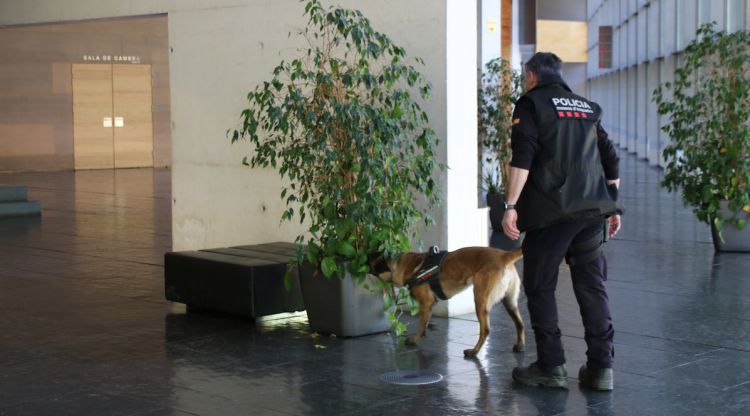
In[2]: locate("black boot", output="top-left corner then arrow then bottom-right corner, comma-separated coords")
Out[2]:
512,362 -> 568,388
578,365 -> 613,391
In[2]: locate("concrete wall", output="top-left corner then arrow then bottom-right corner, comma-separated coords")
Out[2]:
1,1 -> 482,264
586,0 -> 750,166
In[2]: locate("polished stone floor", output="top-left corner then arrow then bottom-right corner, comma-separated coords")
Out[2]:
1,153 -> 749,415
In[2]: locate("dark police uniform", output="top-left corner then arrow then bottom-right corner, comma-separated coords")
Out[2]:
510,75 -> 624,371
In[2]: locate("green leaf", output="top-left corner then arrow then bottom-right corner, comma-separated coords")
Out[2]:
393,321 -> 407,336
321,256 -> 337,278
714,217 -> 725,243
336,241 -> 356,257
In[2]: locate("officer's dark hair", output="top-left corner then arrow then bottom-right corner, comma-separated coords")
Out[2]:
524,52 -> 563,79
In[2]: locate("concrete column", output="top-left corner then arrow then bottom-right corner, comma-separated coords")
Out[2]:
433,0 -> 484,318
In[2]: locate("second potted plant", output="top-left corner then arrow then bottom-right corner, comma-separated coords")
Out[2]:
653,23 -> 750,252
478,57 -> 523,236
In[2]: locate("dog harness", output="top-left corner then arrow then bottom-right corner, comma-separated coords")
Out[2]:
405,246 -> 449,300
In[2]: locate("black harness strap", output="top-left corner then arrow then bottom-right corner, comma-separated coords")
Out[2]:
405,246 -> 449,300
429,279 -> 448,301
565,230 -> 604,267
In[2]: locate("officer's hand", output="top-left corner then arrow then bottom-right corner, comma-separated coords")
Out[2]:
608,215 -> 621,238
502,209 -> 521,240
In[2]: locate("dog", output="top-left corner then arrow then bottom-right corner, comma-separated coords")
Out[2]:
374,246 -> 525,358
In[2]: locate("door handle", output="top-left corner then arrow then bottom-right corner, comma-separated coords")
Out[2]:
114,117 -> 124,127
103,117 -> 112,128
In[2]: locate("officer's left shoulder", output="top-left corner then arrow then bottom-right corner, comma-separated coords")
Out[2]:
572,93 -> 602,115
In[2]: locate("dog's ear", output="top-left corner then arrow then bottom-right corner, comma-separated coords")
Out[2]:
391,252 -> 423,286
367,252 -> 391,275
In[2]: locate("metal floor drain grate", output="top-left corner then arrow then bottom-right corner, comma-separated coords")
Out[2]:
379,370 -> 444,385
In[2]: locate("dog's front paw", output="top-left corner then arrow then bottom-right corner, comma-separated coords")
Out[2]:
512,344 -> 525,353
405,337 -> 418,346
463,348 -> 478,358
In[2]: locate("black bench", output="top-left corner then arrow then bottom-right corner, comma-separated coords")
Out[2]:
164,242 -> 305,318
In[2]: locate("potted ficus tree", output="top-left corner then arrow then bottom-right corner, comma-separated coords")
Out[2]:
478,57 -> 523,233
653,23 -> 750,252
230,0 -> 441,336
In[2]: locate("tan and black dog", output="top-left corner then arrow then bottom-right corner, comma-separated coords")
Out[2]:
376,247 -> 525,358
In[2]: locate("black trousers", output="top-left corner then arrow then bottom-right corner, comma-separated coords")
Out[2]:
521,217 -> 614,370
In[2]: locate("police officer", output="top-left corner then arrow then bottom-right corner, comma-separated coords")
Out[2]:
501,52 -> 623,391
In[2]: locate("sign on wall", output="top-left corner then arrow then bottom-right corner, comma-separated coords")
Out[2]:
82,55 -> 142,64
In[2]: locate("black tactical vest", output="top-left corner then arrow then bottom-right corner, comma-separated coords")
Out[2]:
516,80 -> 623,231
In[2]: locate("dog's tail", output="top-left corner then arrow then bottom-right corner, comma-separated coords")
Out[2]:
504,248 -> 523,264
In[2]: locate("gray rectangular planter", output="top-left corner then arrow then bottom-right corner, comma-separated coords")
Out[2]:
299,262 -> 390,337
711,201 -> 750,252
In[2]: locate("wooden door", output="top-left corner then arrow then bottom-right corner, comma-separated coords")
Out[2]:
112,64 -> 153,168
72,64 -> 114,169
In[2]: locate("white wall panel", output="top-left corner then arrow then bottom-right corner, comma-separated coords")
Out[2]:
588,0 -> 604,20
658,54 -> 676,167
727,0 -> 745,31
661,0 -> 677,55
613,23 -> 622,69
636,63 -> 648,157
646,61 -> 661,165
647,0 -> 662,60
636,8 -> 647,63
627,19 -> 637,66
698,0 -> 724,28
621,0 -> 629,25
679,0 -> 698,49
609,74 -> 617,131
627,68 -> 637,152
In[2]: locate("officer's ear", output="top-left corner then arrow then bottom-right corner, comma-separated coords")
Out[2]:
524,70 -> 538,91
